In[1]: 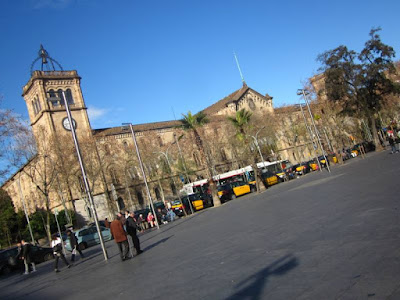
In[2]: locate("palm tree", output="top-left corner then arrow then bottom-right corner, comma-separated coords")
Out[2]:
181,111 -> 222,207
227,109 -> 263,193
227,109 -> 253,141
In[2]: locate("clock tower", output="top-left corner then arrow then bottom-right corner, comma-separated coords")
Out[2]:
22,45 -> 92,142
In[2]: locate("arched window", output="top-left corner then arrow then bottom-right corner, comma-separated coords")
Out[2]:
158,136 -> 163,147
36,97 -> 42,112
56,89 -> 63,106
105,144 -> 111,155
170,183 -> 177,195
48,89 -> 56,98
32,101 -> 37,115
127,167 -> 136,180
117,197 -> 125,210
109,168 -> 119,185
193,152 -> 200,167
65,89 -> 74,105
220,148 -> 227,161
154,187 -> 161,200
136,191 -> 144,205
123,140 -> 129,150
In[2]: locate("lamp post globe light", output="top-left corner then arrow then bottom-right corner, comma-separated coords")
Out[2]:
47,91 -> 108,261
297,89 -> 330,173
249,126 -> 266,168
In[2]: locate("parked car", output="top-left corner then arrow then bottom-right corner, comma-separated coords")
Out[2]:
318,156 -> 330,168
261,170 -> 279,187
171,199 -> 185,217
217,181 -> 251,202
65,226 -> 113,251
0,245 -> 54,276
181,194 -> 204,213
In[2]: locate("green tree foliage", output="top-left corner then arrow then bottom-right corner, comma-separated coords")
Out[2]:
227,109 -> 253,141
0,189 -> 76,249
180,111 -> 221,207
317,28 -> 400,148
0,189 -> 19,248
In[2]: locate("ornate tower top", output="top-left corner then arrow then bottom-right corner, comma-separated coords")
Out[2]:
30,45 -> 63,75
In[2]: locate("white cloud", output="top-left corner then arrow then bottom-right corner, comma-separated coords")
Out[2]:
87,106 -> 108,121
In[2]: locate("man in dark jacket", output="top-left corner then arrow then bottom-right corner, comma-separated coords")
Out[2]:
126,212 -> 143,255
67,230 -> 84,262
21,240 -> 36,274
110,214 -> 130,261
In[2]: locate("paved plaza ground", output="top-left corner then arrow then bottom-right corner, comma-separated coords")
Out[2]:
1,150 -> 400,300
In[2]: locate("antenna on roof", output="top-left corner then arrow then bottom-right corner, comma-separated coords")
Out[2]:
233,51 -> 246,86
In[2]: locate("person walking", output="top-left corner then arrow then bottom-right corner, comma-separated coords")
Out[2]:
126,212 -> 143,255
110,214 -> 130,261
389,135 -> 397,154
66,230 -> 84,262
20,240 -> 36,274
51,234 -> 71,273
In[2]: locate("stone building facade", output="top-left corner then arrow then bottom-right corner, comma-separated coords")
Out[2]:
2,53 -> 316,225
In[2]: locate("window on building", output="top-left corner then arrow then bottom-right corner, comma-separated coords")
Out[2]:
123,140 -> 129,150
136,191 -> 144,205
127,167 -> 136,180
32,101 -> 37,115
55,89 -> 63,106
220,148 -> 227,161
117,197 -> 125,210
193,152 -> 200,166
105,144 -> 111,155
170,183 -> 177,195
65,89 -> 74,105
154,187 -> 161,200
109,168 -> 119,185
158,136 -> 163,147
36,97 -> 42,112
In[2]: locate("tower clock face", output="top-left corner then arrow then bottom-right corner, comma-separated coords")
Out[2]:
62,117 -> 77,131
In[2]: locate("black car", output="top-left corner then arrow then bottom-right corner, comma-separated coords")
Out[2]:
0,245 -> 54,275
217,184 -> 236,203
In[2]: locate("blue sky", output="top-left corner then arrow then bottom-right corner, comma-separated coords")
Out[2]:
0,0 -> 399,129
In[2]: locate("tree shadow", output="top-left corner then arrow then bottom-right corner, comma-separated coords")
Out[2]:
225,254 -> 299,300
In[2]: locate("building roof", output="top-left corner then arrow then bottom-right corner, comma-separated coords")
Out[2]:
201,83 -> 273,115
92,119 -> 182,137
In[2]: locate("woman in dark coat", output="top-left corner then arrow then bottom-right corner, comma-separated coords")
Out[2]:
67,230 -> 84,262
21,240 -> 36,274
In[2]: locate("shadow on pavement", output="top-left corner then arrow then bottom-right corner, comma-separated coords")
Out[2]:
225,254 -> 299,300
142,236 -> 173,252
140,211 -> 207,243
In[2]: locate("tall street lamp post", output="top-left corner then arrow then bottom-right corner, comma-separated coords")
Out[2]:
124,123 -> 160,229
47,91 -> 108,261
249,126 -> 266,167
297,89 -> 330,173
172,133 -> 195,214
295,103 -> 322,172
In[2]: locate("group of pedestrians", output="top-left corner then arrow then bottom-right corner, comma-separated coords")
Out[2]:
50,229 -> 84,273
110,211 -> 143,261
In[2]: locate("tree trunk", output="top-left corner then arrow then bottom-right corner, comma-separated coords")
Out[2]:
370,115 -> 383,151
194,129 -> 222,207
45,200 -> 52,242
